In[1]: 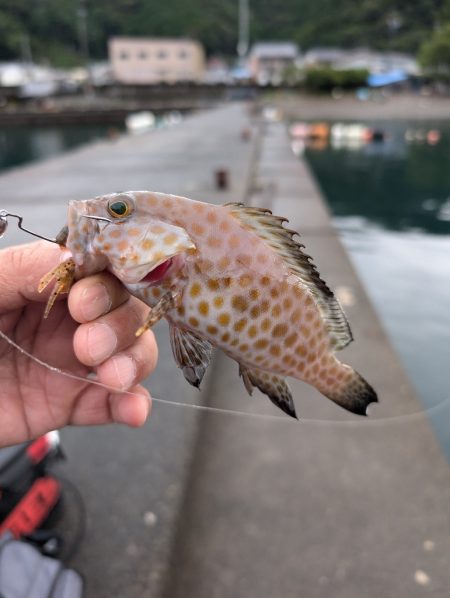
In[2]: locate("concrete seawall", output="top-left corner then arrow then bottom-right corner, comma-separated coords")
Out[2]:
0,104 -> 449,597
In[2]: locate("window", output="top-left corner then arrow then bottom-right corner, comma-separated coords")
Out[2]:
139,51 -> 147,60
119,51 -> 129,60
179,49 -> 189,59
157,50 -> 167,59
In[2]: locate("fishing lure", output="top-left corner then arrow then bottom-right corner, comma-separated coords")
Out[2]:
32,191 -> 377,419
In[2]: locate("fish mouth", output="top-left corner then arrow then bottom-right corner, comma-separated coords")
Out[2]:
139,257 -> 174,284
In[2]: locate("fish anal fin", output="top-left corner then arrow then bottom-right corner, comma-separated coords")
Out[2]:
225,203 -> 352,351
169,324 -> 213,388
238,364 -> 298,419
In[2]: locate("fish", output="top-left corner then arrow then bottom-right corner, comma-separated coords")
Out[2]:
39,190 -> 377,419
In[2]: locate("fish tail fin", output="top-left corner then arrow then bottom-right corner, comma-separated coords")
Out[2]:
317,362 -> 378,416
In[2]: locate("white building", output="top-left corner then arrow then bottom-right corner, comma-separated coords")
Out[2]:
248,42 -> 299,85
302,47 -> 419,75
109,37 -> 205,84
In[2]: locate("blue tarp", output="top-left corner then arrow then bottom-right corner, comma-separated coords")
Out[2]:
367,70 -> 409,87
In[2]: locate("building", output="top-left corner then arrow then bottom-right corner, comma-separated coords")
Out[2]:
248,42 -> 299,85
302,47 -> 418,75
109,37 -> 205,84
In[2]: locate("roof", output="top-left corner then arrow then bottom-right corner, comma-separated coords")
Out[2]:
250,42 -> 299,59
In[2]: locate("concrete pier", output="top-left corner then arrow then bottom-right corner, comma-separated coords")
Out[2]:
0,105 -> 449,597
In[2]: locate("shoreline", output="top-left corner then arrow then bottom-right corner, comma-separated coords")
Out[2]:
272,90 -> 450,120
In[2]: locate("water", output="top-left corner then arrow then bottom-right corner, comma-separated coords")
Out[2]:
304,121 -> 450,455
0,124 -> 121,172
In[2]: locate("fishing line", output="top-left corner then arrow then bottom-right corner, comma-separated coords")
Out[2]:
0,327 -> 448,427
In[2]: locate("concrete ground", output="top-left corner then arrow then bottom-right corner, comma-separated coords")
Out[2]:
0,104 -> 449,597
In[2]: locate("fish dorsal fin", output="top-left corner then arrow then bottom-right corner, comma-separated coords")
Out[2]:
225,203 -> 352,350
169,324 -> 213,388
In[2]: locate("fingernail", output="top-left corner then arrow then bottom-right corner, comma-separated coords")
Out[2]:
87,323 -> 117,364
111,354 -> 136,390
81,283 -> 112,321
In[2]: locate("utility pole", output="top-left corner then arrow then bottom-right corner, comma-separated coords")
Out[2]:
237,0 -> 249,63
77,0 -> 91,90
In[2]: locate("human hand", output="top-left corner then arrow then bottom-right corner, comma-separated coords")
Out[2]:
0,241 -> 157,447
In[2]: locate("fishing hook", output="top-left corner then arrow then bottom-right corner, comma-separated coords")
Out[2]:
0,210 -> 61,244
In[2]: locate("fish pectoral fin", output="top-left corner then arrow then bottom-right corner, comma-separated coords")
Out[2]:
135,291 -> 179,337
169,324 -> 213,388
238,364 -> 298,420
38,257 -> 76,318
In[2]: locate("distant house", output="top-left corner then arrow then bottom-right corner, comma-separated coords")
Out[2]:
248,42 -> 299,84
302,48 -> 347,69
302,47 -> 418,75
109,37 -> 205,84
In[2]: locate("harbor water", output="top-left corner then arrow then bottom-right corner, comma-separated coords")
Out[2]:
304,120 -> 450,455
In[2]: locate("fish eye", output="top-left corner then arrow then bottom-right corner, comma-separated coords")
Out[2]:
107,198 -> 132,219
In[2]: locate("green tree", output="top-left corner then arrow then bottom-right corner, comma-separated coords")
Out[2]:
419,23 -> 450,70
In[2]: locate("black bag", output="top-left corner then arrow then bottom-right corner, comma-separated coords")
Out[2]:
0,533 -> 83,598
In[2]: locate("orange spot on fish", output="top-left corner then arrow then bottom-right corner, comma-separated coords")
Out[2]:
291,309 -> 302,324
283,297 -> 293,310
207,236 -> 222,248
248,325 -> 257,338
141,239 -> 155,250
238,274 -> 252,288
261,318 -> 271,332
207,325 -> 218,335
229,235 -> 240,249
151,225 -> 166,235
206,211 -> 218,224
191,223 -> 205,236
213,296 -> 224,308
164,234 -> 178,245
270,345 -> 281,357
218,313 -> 230,327
218,257 -> 231,269
207,279 -> 220,291
284,333 -> 297,347
110,229 -> 122,238
231,295 -> 248,312
189,316 -> 199,327
190,283 -> 201,298
118,240 -> 129,252
198,301 -> 209,317
234,318 -> 247,332
254,339 -> 268,350
271,304 -> 281,317
272,323 -> 288,337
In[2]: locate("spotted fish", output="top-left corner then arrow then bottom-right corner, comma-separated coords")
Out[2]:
39,191 -> 377,419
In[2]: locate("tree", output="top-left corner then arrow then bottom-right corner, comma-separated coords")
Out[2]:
419,23 -> 450,71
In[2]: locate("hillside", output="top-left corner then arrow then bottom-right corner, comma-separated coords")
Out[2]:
0,0 -> 447,66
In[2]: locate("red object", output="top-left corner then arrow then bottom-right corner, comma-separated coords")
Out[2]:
0,476 -> 60,538
27,436 -> 50,464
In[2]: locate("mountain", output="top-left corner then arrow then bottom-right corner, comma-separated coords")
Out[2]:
0,0 -> 447,66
